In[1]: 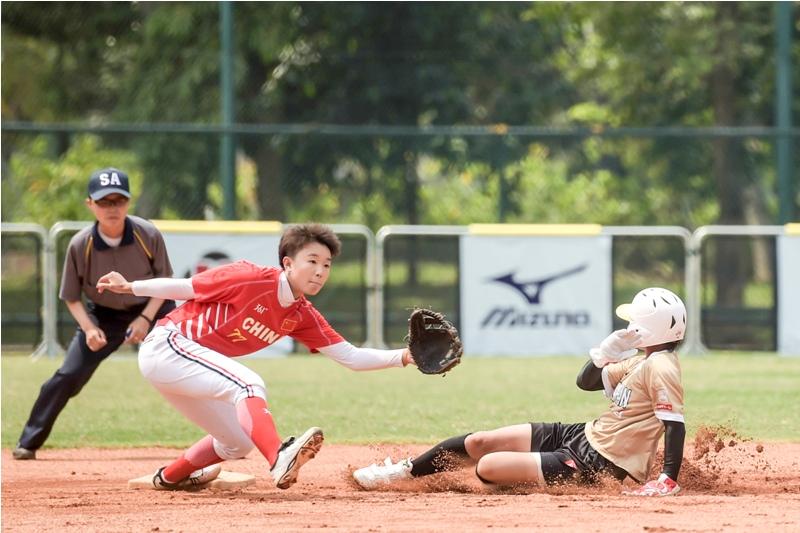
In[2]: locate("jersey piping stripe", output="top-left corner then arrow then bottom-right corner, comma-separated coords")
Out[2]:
84,237 -> 93,263
83,226 -> 156,270
132,230 -> 154,260
197,312 -> 204,338
214,304 -> 221,329
166,332 -> 254,397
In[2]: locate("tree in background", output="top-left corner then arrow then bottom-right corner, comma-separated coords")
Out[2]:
555,2 -> 790,307
2,1 -> 796,241
1,135 -> 141,227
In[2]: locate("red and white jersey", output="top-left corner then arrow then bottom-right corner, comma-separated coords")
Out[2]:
160,260 -> 343,357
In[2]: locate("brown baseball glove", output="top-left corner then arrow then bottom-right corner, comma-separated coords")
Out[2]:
406,308 -> 463,375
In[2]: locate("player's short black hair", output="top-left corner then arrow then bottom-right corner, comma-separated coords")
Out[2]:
278,223 -> 341,268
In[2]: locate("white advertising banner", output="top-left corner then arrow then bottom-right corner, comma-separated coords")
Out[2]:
777,234 -> 800,356
460,235 -> 612,356
160,230 -> 293,356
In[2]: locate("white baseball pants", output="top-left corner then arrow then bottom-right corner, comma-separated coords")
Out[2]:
139,325 -> 267,460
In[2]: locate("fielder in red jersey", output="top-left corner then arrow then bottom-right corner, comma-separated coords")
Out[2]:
98,223 -> 413,490
163,260 -> 344,356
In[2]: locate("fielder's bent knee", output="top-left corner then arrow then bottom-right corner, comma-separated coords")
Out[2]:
213,437 -> 254,460
234,382 -> 267,404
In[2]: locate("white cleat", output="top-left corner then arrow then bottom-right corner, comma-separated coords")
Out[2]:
270,427 -> 324,489
353,457 -> 413,490
152,464 -> 222,490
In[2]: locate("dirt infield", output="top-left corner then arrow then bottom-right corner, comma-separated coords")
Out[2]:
3,435 -> 799,532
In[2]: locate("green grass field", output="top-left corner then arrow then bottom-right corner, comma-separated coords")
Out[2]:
2,352 -> 799,449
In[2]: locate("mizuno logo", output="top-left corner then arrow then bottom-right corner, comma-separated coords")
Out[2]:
480,308 -> 590,328
227,328 -> 247,343
491,264 -> 587,304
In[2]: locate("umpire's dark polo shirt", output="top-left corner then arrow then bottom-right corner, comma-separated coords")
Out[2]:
60,215 -> 173,310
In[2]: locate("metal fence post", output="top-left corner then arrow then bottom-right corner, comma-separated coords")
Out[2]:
219,0 -> 236,220
691,225 -> 785,354
0,223 -> 53,358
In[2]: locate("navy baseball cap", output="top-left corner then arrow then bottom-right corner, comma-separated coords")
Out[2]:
88,168 -> 131,200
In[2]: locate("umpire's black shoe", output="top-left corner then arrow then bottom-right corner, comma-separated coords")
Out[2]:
12,446 -> 36,460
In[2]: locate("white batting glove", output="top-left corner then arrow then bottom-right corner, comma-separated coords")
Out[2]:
623,473 -> 680,497
589,329 -> 642,367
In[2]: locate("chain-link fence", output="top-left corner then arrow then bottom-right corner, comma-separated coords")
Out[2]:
3,130 -> 798,233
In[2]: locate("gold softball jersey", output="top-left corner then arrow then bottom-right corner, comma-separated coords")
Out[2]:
584,350 -> 684,482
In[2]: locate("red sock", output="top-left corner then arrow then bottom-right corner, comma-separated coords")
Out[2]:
236,396 -> 282,466
162,435 -> 223,482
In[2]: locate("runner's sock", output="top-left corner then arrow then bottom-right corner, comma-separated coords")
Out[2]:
410,434 -> 471,477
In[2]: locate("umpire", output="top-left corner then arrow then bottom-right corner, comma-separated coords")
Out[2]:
13,168 -> 175,460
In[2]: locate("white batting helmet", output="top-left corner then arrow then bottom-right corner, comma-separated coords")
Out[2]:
615,287 -> 686,348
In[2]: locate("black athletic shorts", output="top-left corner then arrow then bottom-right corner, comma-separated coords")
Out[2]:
530,422 -> 629,485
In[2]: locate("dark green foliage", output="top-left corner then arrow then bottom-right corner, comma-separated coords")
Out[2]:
2,2 -> 796,227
